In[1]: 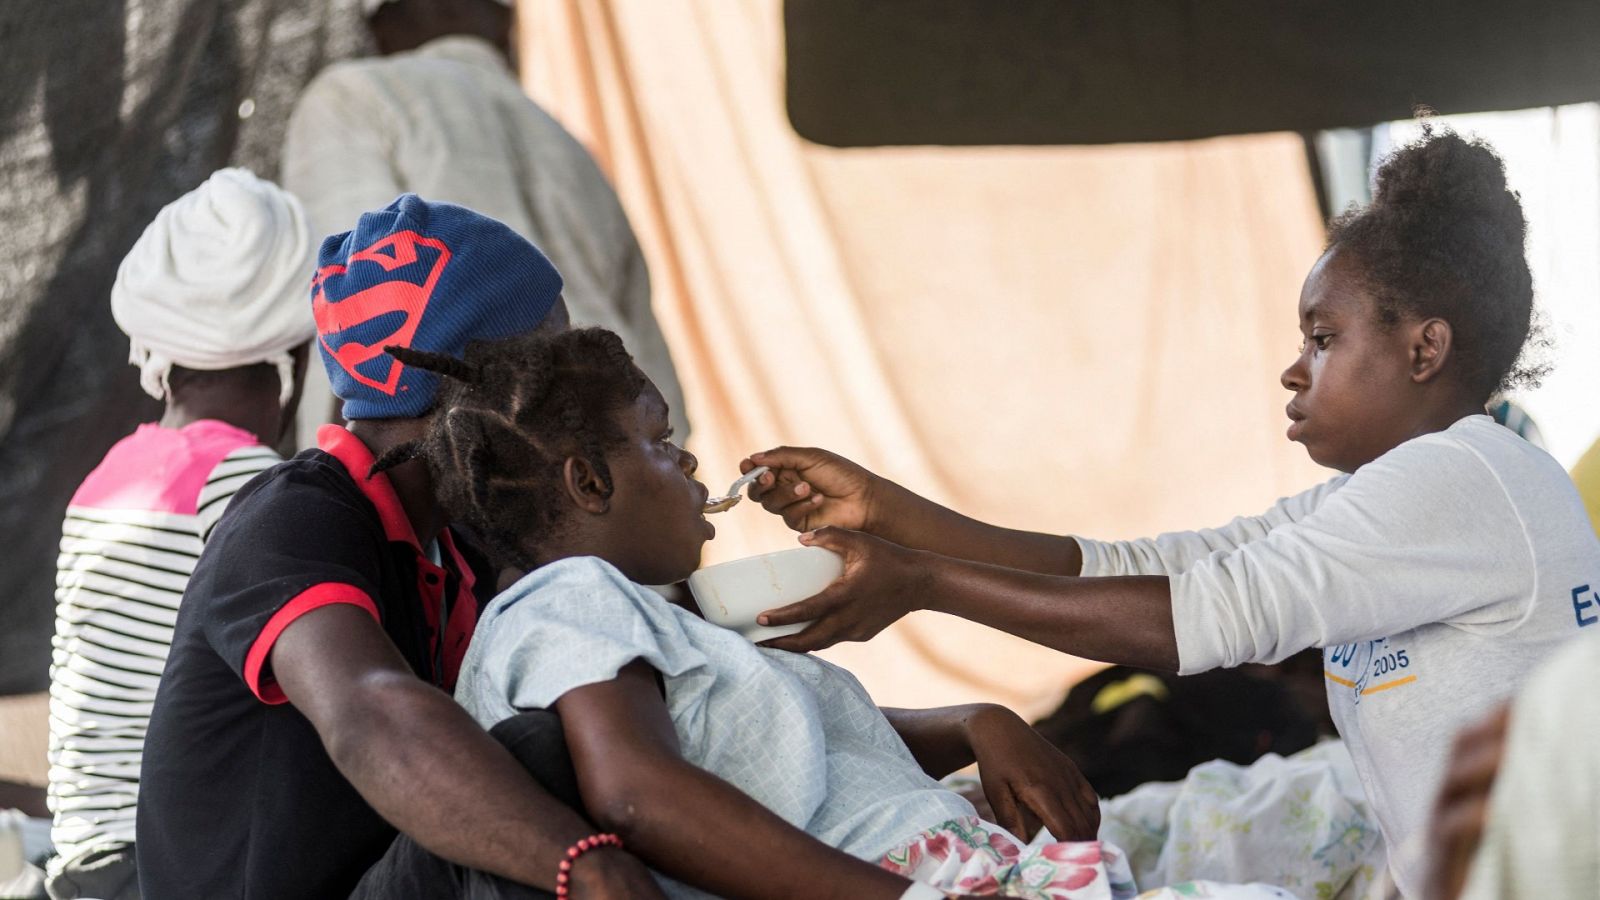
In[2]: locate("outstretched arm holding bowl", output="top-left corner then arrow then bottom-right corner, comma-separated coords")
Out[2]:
756,525 -> 1179,670
743,447 -> 1178,666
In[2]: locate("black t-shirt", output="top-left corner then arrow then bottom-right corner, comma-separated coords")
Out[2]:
138,425 -> 494,899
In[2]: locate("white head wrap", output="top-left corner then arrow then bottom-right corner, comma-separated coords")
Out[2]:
360,0 -> 513,17
111,167 -> 317,407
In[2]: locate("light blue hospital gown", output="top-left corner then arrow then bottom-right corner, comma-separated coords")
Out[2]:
454,556 -> 975,898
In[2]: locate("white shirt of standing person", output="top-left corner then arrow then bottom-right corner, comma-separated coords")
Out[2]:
1077,414 -> 1600,898
281,33 -> 688,441
1458,634 -> 1600,900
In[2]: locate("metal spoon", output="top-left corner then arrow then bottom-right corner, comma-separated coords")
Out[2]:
704,466 -> 769,514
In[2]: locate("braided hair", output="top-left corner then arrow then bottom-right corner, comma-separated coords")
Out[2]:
372,328 -> 649,570
1327,125 -> 1544,400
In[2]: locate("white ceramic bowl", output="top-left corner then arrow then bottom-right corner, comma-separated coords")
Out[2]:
687,546 -> 844,643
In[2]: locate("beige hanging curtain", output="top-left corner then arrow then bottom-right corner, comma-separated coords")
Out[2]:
519,0 -> 1328,717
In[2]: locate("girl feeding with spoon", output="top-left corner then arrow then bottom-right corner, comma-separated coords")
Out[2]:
737,128 -> 1600,898
379,327 -> 1149,899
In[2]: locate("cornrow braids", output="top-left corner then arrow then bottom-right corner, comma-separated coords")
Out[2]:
1327,125 -> 1543,399
382,345 -> 481,384
387,328 -> 650,570
369,439 -> 424,478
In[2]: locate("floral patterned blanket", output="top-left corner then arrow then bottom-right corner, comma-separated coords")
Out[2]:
880,816 -> 1301,899
901,741 -> 1385,899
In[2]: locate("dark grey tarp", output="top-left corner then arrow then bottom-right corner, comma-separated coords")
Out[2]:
785,0 -> 1600,146
0,0 -> 368,693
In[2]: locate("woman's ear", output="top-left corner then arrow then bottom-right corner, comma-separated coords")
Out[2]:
562,456 -> 611,514
1410,317 -> 1454,384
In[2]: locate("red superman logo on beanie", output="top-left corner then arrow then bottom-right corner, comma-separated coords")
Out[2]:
312,231 -> 451,396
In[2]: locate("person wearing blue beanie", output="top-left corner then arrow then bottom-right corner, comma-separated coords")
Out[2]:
139,196 -> 665,899
312,194 -> 566,420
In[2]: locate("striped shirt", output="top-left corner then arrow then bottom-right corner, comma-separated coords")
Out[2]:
47,421 -> 279,863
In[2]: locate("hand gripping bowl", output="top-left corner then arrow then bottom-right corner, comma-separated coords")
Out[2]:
686,547 -> 845,643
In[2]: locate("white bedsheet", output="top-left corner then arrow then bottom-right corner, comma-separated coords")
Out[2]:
1098,741 -> 1388,900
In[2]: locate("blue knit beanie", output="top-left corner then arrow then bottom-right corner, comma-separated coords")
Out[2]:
312,194 -> 563,419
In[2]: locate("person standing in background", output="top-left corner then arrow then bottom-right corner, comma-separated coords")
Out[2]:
46,168 -> 316,900
282,0 -> 688,442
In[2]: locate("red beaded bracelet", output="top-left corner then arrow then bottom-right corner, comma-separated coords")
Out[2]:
554,832 -> 624,898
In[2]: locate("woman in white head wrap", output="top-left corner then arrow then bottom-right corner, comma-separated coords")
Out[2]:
44,167 -> 317,900
112,166 -> 317,408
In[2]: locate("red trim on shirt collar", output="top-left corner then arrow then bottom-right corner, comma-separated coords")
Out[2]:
437,529 -> 477,596
317,424 -> 418,549
316,424 -> 481,689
